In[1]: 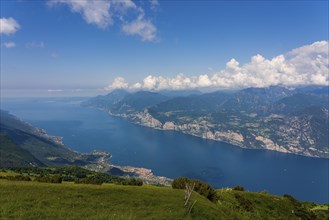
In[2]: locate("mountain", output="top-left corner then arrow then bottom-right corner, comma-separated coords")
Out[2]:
83,86 -> 329,158
296,85 -> 329,95
272,93 -> 329,114
158,89 -> 202,97
0,134 -> 44,167
148,91 -> 233,123
221,86 -> 295,114
81,89 -> 128,110
0,110 -> 109,168
109,91 -> 170,114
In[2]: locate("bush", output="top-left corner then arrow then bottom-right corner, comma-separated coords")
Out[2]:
75,176 -> 104,185
35,175 -> 62,183
233,186 -> 244,191
234,194 -> 253,212
283,194 -> 316,220
172,177 -> 217,202
120,178 -> 143,186
6,175 -> 31,181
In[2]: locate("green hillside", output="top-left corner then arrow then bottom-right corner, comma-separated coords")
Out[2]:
0,110 -> 112,168
0,134 -> 44,167
0,178 -> 327,220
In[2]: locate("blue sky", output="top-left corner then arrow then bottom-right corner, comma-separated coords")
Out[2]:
1,0 -> 328,96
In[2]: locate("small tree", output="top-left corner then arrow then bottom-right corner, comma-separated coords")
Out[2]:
184,182 -> 197,215
172,177 -> 217,202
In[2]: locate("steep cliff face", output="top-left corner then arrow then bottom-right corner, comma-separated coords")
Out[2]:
113,109 -> 328,158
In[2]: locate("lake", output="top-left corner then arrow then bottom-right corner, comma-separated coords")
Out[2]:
1,97 -> 328,203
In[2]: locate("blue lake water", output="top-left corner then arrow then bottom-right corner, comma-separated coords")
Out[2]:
1,97 -> 328,203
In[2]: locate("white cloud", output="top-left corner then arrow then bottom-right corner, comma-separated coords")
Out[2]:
26,41 -> 45,48
2,42 -> 16,48
122,15 -> 157,41
0,17 -> 20,35
49,0 -> 112,28
49,0 -> 157,41
105,41 -> 328,91
104,77 -> 128,91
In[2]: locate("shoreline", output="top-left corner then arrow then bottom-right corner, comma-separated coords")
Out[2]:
31,121 -> 173,186
107,110 -> 329,159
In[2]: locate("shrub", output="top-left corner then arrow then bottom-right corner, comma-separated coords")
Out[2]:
233,186 -> 244,191
124,178 -> 143,186
172,177 -> 217,202
6,175 -> 31,181
35,175 -> 62,183
234,194 -> 253,212
74,176 -> 104,185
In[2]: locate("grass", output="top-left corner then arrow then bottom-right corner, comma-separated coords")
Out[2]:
216,189 -> 306,220
0,179 -> 328,220
311,205 -> 329,211
0,179 -> 219,220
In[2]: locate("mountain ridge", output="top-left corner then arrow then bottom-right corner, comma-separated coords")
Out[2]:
82,85 -> 329,158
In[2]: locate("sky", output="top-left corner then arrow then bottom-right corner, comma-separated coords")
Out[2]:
0,0 -> 328,97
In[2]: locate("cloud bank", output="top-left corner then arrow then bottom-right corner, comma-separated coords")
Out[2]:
0,17 -> 20,35
104,41 -> 329,91
49,0 -> 157,41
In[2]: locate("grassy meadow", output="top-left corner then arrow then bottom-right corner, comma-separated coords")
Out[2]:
1,179 -> 328,220
0,179 -> 219,220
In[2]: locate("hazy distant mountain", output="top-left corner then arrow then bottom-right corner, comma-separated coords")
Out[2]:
81,89 -> 129,110
296,85 -> 329,95
272,93 -> 329,114
221,86 -> 295,115
157,89 -> 202,97
148,91 -> 233,123
104,91 -> 170,114
83,86 -> 329,158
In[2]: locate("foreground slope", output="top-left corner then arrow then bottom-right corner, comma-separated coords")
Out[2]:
0,180 -> 219,220
0,179 -> 327,220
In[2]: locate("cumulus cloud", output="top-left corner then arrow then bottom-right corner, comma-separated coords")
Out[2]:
0,17 -> 20,35
105,41 -> 328,91
49,0 -> 157,41
104,77 -> 128,91
2,42 -> 16,48
49,0 -> 112,28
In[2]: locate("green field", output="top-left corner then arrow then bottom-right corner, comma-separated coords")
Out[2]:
0,180 -> 219,220
1,179 -> 328,220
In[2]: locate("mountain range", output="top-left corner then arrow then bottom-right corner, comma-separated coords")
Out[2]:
82,86 -> 329,158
